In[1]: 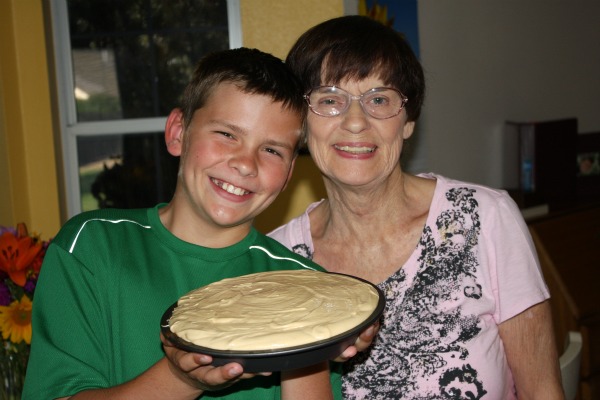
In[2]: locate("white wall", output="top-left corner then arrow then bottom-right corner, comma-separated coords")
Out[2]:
412,1 -> 600,188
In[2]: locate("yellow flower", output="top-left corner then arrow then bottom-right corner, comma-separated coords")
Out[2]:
0,295 -> 32,344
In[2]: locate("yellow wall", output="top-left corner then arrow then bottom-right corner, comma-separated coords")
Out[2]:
0,60 -> 12,226
0,0 -> 61,238
240,0 -> 342,59
240,0 -> 342,232
0,0 -> 342,237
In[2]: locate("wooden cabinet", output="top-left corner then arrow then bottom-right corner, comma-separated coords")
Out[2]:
528,206 -> 600,400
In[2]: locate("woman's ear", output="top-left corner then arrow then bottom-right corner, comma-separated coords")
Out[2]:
402,121 -> 416,140
165,109 -> 184,156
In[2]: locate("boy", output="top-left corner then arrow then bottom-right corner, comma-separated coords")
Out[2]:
23,48 -> 342,400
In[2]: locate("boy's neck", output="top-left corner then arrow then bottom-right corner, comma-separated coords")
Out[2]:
158,201 -> 253,248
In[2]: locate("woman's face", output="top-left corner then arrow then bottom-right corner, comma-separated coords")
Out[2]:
306,76 -> 415,189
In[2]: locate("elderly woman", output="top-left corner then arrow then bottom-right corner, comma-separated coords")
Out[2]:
270,15 -> 564,400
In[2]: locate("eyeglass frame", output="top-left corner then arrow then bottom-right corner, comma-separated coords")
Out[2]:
303,86 -> 409,120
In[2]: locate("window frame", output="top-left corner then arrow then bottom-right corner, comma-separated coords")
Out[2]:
46,0 -> 242,219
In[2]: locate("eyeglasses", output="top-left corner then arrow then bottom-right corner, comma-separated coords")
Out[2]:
304,86 -> 408,120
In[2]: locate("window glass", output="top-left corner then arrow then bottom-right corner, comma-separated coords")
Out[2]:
68,0 -> 230,121
77,133 -> 179,211
49,0 -> 240,216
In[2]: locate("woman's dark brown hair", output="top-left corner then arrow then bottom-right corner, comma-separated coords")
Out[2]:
286,15 -> 425,122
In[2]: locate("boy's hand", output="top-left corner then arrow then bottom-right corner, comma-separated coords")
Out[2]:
161,333 -> 271,392
333,320 -> 380,362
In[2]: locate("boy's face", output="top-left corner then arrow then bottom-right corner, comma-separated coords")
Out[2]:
165,82 -> 301,240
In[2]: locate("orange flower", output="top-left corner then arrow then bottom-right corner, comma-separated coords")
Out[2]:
0,230 -> 42,287
0,295 -> 33,344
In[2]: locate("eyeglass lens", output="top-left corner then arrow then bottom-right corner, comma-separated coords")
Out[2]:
306,86 -> 406,119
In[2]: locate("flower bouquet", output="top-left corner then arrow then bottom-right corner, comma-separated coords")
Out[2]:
0,223 -> 49,400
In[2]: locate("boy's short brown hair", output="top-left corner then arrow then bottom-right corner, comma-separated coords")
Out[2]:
180,48 -> 307,149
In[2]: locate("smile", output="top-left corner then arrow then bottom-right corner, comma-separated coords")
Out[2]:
333,145 -> 376,154
211,178 -> 250,196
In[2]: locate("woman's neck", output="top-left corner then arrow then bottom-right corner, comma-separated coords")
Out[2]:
318,171 -> 419,233
308,172 -> 436,283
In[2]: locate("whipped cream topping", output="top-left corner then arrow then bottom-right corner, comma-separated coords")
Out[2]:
169,270 -> 380,351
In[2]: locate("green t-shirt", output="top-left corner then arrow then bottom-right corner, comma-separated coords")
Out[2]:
23,205 -> 342,399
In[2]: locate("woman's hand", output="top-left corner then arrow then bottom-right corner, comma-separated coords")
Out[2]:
333,320 -> 380,362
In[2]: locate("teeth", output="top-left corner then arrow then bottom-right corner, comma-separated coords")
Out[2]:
334,145 -> 376,154
212,179 -> 250,196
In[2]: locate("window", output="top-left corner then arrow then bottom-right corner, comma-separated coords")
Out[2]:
46,0 -> 242,217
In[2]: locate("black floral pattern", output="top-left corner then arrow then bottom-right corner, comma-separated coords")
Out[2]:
291,243 -> 313,260
339,187 -> 488,399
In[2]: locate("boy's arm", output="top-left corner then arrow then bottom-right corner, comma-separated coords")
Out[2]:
57,354 -> 255,399
280,361 -> 333,400
57,358 -> 203,400
58,355 -> 332,400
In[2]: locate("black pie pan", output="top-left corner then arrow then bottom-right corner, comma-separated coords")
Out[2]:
160,275 -> 385,373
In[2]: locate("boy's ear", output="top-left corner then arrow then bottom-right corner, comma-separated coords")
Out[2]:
165,108 -> 185,156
